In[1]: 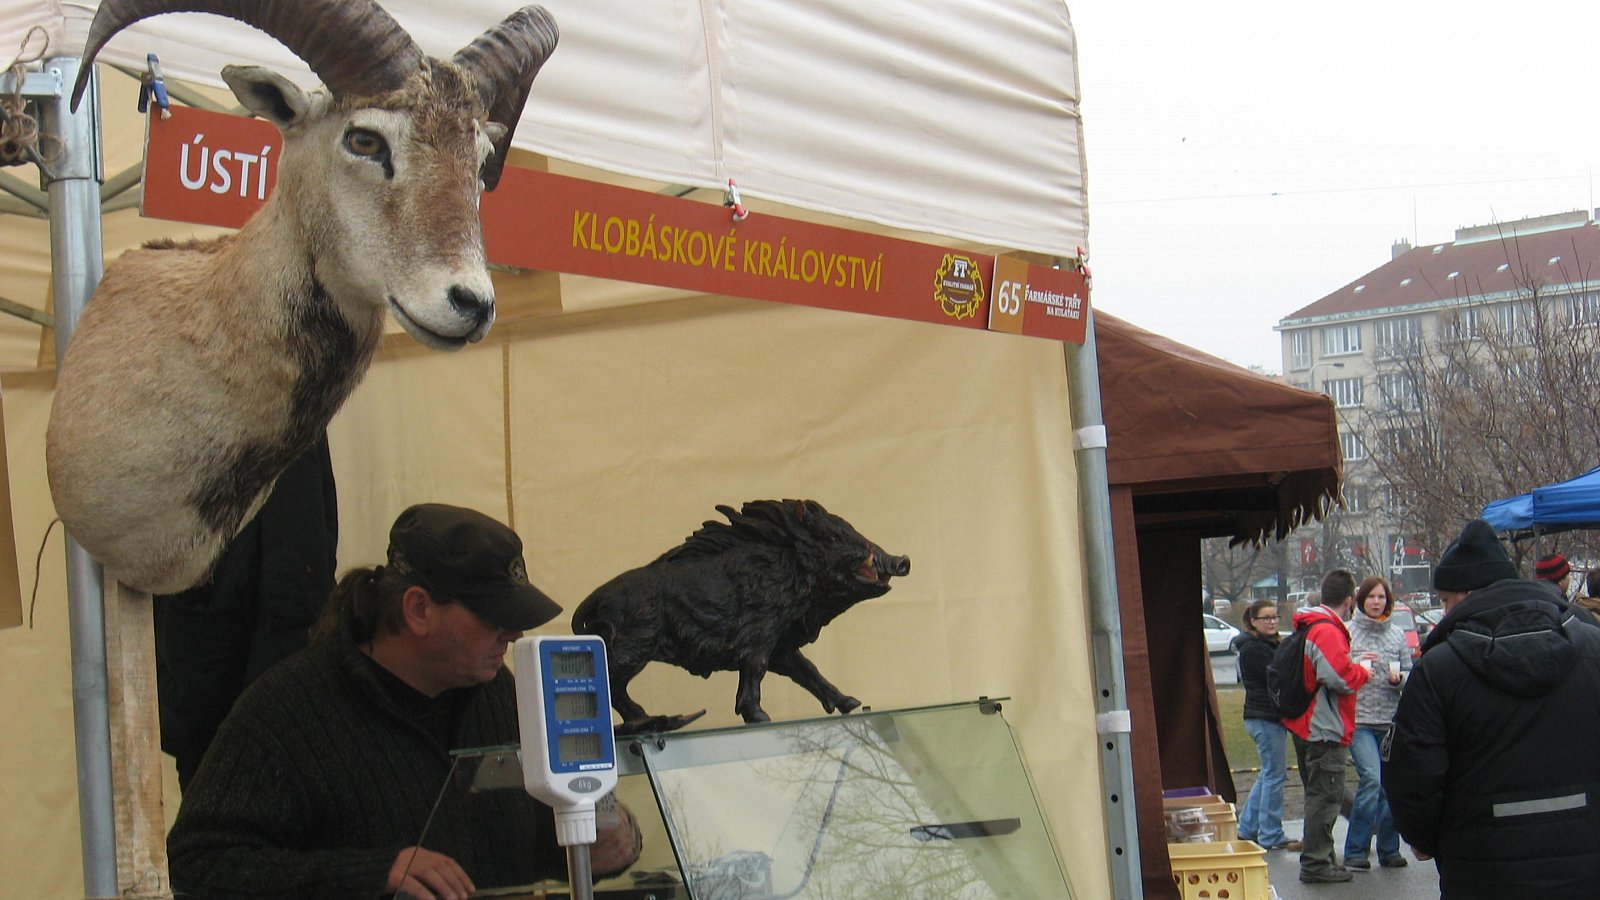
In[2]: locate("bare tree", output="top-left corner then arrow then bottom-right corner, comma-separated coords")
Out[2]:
1357,231 -> 1600,564
1201,538 -> 1267,618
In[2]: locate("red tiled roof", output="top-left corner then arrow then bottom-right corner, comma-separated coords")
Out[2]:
1282,221 -> 1600,323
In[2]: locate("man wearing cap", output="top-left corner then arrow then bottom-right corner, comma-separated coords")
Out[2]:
1534,551 -> 1572,595
168,504 -> 642,900
1384,519 -> 1600,897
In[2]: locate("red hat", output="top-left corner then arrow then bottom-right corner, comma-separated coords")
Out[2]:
1534,553 -> 1570,583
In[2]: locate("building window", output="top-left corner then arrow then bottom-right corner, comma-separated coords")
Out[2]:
1565,292 -> 1600,326
1321,323 -> 1361,356
1343,483 -> 1365,512
1495,301 -> 1522,336
1446,306 -> 1487,339
1379,426 -> 1422,456
1339,431 -> 1366,462
1289,330 -> 1312,370
1373,316 -> 1420,358
1325,376 -> 1364,409
1377,372 -> 1418,411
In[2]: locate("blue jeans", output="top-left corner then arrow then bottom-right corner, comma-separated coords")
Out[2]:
1343,724 -> 1399,861
1239,718 -> 1289,847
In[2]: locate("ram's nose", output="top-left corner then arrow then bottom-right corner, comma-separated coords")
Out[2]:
449,285 -> 495,333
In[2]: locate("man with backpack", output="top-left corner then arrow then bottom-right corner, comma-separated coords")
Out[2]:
1282,569 -> 1371,883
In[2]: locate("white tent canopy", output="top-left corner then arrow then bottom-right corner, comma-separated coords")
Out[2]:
6,0 -> 1085,257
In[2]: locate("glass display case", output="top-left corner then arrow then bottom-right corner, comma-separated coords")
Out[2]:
435,699 -> 1073,899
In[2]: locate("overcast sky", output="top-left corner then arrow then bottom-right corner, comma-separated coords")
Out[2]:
1069,1 -> 1600,373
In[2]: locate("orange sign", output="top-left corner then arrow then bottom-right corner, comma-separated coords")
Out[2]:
145,106 -> 1088,342
989,255 -> 1089,344
143,105 -> 280,229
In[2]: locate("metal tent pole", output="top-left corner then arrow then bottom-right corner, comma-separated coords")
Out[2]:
1065,308 -> 1143,899
34,55 -> 118,899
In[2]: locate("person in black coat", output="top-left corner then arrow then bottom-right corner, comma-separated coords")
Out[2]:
1384,519 -> 1600,898
155,434 -> 339,790
1234,599 -> 1300,851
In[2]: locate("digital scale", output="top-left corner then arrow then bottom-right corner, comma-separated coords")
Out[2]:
514,635 -> 618,900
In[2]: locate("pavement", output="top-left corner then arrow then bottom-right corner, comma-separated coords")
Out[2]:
1262,813 -> 1441,899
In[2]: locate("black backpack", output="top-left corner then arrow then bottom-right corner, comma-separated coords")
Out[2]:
1265,619 -> 1329,719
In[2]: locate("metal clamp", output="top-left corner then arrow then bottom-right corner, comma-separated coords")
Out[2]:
138,54 -> 171,119
1096,709 -> 1132,735
723,178 -> 748,222
1074,424 -> 1108,451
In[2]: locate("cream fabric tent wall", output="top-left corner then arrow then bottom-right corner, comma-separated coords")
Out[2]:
0,0 -> 1106,894
1,285 -> 1110,895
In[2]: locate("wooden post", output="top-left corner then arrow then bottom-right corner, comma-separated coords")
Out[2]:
102,573 -> 172,898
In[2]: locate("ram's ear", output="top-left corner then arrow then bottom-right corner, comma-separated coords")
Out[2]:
221,65 -> 319,130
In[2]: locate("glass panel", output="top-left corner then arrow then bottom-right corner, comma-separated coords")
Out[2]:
425,700 -> 1067,899
423,746 -> 687,898
638,700 -> 1071,900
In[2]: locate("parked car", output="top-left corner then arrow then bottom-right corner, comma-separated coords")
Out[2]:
1202,614 -> 1240,655
1389,602 -> 1422,659
1414,606 -> 1444,642
1399,591 -> 1438,610
1281,591 -> 1313,621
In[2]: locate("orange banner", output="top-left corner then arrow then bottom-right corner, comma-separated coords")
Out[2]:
142,105 -> 280,230
145,106 -> 1088,342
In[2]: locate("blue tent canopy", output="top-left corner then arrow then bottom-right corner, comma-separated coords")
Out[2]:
1481,465 -> 1600,535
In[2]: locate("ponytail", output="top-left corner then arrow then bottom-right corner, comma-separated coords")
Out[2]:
312,565 -> 409,643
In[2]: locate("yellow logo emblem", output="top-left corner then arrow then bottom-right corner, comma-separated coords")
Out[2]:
934,254 -> 984,320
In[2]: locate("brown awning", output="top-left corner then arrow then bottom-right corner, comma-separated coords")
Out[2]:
1095,311 -> 1343,898
1097,312 -> 1342,543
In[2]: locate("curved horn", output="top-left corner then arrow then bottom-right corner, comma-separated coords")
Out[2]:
452,6 -> 559,191
71,0 -> 424,110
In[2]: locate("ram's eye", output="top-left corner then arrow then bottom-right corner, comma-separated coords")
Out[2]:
343,129 -> 387,159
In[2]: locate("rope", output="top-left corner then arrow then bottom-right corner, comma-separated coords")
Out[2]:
1,26 -> 64,168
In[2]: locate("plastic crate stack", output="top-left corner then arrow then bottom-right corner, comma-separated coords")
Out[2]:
1163,788 -> 1269,900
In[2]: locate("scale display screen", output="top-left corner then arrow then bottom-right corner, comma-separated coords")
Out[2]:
551,651 -> 595,680
554,690 -> 598,721
558,732 -> 605,762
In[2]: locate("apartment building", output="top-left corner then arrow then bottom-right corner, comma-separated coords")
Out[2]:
1275,209 -> 1600,587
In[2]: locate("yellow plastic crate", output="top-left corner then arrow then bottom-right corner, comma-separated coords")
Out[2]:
1164,800 -> 1239,842
1169,840 -> 1269,900
1192,802 -> 1238,842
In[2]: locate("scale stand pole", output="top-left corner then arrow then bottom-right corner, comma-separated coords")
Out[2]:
565,843 -> 595,900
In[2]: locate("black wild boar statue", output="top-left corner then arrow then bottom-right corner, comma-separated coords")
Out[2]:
573,499 -> 910,733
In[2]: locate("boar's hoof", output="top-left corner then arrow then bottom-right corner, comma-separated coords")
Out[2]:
741,709 -> 772,724
614,710 -> 707,737
835,696 -> 861,715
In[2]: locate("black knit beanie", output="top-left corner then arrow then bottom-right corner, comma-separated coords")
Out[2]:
1433,519 -> 1517,591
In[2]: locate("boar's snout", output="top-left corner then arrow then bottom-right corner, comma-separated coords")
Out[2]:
886,554 -> 910,577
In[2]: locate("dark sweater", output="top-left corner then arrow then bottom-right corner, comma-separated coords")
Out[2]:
168,639 -> 563,898
1236,630 -> 1280,721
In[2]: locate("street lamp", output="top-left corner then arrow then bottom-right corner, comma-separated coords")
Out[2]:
1306,360 -> 1346,394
